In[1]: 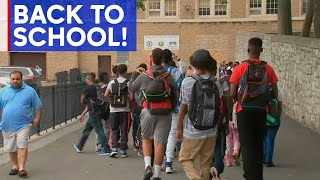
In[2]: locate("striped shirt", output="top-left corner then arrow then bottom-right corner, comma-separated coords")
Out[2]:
180,74 -> 229,140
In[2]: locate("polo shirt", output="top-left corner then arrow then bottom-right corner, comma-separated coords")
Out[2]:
229,58 -> 278,112
0,83 -> 42,132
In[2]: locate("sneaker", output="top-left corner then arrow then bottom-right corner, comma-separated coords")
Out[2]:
120,150 -> 127,158
138,150 -> 143,157
265,161 -> 275,167
73,144 -> 82,153
95,144 -> 102,152
210,167 -> 221,180
165,161 -> 174,174
143,166 -> 153,180
233,154 -> 241,166
96,149 -> 111,156
226,153 -> 232,167
133,138 -> 139,151
109,148 -> 118,158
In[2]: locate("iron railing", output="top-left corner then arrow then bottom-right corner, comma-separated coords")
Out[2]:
0,82 -> 86,148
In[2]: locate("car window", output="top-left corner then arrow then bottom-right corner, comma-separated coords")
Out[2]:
0,68 -> 30,76
31,68 -> 40,76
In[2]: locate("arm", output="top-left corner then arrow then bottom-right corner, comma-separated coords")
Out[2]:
176,104 -> 187,142
128,73 -> 143,93
80,95 -> 87,104
32,109 -> 42,125
79,106 -> 89,123
271,83 -> 278,98
31,90 -> 43,125
177,60 -> 186,75
230,83 -> 238,100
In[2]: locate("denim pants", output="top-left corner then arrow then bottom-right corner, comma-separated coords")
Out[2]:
212,126 -> 226,174
264,125 -> 280,163
77,112 -> 110,151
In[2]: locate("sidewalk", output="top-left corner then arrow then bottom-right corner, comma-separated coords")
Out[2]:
1,115 -> 320,180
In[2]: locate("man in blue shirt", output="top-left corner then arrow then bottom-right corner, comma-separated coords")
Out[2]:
0,71 -> 42,178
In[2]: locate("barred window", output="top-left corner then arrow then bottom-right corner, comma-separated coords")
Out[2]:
266,0 -> 278,14
148,0 -> 177,17
302,0 -> 308,14
250,0 -> 262,15
198,0 -> 228,16
117,52 -> 128,64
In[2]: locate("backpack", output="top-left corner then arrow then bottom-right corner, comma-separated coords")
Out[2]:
99,83 -> 110,120
89,85 -> 107,113
266,98 -> 281,126
109,79 -> 129,108
141,70 -> 172,115
188,75 -> 221,130
238,60 -> 270,111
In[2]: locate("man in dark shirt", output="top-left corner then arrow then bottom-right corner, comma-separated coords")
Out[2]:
74,73 -> 111,155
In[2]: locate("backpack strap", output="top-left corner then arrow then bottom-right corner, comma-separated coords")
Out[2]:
142,70 -> 154,79
114,79 -> 118,84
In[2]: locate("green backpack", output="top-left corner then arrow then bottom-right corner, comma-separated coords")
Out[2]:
266,98 -> 281,126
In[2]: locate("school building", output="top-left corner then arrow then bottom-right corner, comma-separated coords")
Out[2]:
0,0 -> 310,80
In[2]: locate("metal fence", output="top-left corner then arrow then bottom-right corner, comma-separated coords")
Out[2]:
0,82 -> 86,148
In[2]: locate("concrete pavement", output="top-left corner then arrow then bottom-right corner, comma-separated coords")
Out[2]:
1,115 -> 320,180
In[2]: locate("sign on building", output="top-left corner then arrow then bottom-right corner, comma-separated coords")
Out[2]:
144,35 -> 179,50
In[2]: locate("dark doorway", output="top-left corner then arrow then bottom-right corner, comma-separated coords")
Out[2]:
98,55 -> 112,79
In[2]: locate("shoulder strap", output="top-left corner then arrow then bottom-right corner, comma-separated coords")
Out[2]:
114,79 -> 118,84
191,74 -> 202,81
142,70 -> 154,79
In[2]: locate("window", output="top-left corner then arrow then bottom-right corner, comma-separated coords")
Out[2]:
249,0 -> 278,15
148,0 -> 177,17
117,52 -> 128,63
198,0 -> 228,16
302,0 -> 308,14
266,0 -> 278,14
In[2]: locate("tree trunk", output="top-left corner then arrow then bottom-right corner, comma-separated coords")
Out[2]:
301,0 -> 314,37
314,0 -> 320,37
278,0 -> 293,35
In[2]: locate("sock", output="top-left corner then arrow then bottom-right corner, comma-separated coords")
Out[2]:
154,165 -> 161,178
144,156 -> 151,169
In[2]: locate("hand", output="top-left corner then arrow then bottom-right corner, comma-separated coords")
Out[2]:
136,67 -> 146,73
31,118 -> 40,126
173,55 -> 180,61
80,115 -> 85,123
176,129 -> 183,142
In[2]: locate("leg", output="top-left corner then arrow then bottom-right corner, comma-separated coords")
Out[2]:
16,126 -> 31,173
199,137 -> 216,180
179,138 -> 203,180
253,112 -> 266,180
212,127 -> 226,176
265,126 -> 279,164
90,113 -> 109,152
77,117 -> 94,150
119,112 -> 130,151
233,128 -> 241,156
166,113 -> 178,163
3,131 -> 18,170
17,148 -> 28,171
103,119 -> 111,147
110,112 -> 121,149
225,123 -> 233,166
132,113 -> 140,150
9,152 -> 18,170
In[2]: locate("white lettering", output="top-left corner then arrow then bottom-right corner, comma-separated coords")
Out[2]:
14,5 -> 28,24
48,27 -> 65,46
13,27 -> 27,47
67,5 -> 83,24
29,27 -> 46,47
104,5 -> 124,25
90,5 -> 104,24
66,27 -> 86,46
47,5 -> 65,24
87,27 -> 106,47
30,5 -> 47,24
108,27 -> 120,46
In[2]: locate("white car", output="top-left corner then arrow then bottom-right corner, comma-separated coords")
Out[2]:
0,76 -> 10,88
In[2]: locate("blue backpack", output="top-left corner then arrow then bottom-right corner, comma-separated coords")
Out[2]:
165,66 -> 184,113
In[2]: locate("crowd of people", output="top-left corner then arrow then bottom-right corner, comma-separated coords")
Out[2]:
0,37 -> 282,180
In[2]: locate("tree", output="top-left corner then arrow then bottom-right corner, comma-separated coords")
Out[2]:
278,0 -> 292,35
137,0 -> 146,11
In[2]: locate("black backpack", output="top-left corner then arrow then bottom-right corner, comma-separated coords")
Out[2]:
141,70 -> 172,115
238,60 -> 270,111
109,79 -> 129,108
89,85 -> 107,113
188,75 -> 220,130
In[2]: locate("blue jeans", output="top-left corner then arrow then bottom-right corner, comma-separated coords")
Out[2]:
77,112 -> 110,151
212,126 -> 227,175
264,126 -> 280,162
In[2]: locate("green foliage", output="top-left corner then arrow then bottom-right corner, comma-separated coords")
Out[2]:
137,0 -> 146,11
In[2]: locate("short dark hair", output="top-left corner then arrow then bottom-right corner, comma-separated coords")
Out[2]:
99,72 -> 109,82
137,63 -> 148,70
10,71 -> 23,78
248,37 -> 263,52
209,57 -> 218,75
163,49 -> 172,64
87,72 -> 96,81
112,65 -> 118,74
152,48 -> 163,65
226,69 -> 232,76
190,49 -> 214,71
117,64 -> 127,75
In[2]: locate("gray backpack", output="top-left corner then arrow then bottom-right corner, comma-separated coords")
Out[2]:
188,75 -> 221,130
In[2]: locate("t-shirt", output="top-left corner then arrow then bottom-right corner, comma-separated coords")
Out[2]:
83,85 -> 102,114
180,74 -> 229,140
0,83 -> 42,132
229,58 -> 278,113
106,76 -> 130,113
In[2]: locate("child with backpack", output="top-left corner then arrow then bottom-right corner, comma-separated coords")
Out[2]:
104,64 -> 132,158
264,98 -> 282,167
129,48 -> 177,180
176,49 -> 224,180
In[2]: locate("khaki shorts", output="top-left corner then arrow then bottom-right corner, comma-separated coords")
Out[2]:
140,108 -> 171,144
2,125 -> 31,152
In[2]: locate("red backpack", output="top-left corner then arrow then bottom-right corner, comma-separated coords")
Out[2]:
141,70 -> 173,115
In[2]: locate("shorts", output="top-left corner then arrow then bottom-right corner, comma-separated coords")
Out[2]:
2,125 -> 31,152
140,108 -> 171,144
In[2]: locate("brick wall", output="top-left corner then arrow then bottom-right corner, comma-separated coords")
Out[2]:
235,32 -> 320,133
0,52 -> 9,66
46,52 -> 79,80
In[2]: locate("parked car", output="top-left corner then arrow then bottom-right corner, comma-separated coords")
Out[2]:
0,66 -> 42,91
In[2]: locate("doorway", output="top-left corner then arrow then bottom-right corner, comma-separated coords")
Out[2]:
98,55 -> 112,79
